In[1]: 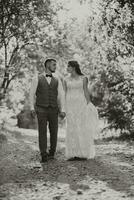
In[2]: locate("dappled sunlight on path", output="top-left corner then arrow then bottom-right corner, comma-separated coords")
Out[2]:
0,128 -> 134,199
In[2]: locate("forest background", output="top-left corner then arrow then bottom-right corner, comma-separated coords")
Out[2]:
0,0 -> 134,140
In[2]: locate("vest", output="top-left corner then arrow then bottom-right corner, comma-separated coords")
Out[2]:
36,75 -> 58,108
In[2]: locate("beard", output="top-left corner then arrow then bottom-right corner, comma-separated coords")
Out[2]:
50,69 -> 56,73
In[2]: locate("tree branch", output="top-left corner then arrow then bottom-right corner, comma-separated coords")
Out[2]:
8,44 -> 19,66
5,74 -> 17,90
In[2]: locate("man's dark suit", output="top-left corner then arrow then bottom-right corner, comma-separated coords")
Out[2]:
35,74 -> 59,158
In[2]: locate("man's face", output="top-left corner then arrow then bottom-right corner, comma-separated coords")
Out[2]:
48,61 -> 56,73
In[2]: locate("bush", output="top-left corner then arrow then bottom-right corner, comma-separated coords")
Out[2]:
17,109 -> 38,129
99,67 -> 134,139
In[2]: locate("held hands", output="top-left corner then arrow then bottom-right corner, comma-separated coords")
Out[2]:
59,111 -> 66,120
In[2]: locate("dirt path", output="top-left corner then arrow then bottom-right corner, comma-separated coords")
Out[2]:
0,128 -> 134,200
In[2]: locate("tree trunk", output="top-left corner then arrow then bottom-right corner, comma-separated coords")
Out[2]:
1,43 -> 9,95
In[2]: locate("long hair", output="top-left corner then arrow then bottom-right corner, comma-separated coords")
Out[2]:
68,60 -> 83,76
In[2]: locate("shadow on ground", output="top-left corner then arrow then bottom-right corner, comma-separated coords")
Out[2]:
0,129 -> 134,199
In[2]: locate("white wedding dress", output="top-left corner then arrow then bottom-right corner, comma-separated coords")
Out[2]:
65,76 -> 99,159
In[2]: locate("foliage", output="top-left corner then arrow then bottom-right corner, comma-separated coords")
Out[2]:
0,0 -> 58,97
74,0 -> 134,138
98,65 -> 134,136
66,0 -> 134,138
0,0 -> 134,139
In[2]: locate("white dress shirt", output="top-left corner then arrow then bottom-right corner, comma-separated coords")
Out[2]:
29,72 -> 65,112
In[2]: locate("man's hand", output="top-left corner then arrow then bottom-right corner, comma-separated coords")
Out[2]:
30,109 -> 36,118
59,112 -> 66,120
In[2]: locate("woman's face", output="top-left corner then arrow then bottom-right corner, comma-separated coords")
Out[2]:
67,64 -> 74,74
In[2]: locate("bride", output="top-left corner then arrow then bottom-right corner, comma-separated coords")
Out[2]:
63,60 -> 99,160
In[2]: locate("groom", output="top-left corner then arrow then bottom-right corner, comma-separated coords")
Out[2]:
30,58 -> 65,163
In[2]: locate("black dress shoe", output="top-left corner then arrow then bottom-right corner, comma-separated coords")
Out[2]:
75,157 -> 87,161
67,157 -> 76,161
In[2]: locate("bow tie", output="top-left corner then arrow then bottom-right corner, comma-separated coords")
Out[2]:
46,74 -> 52,77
